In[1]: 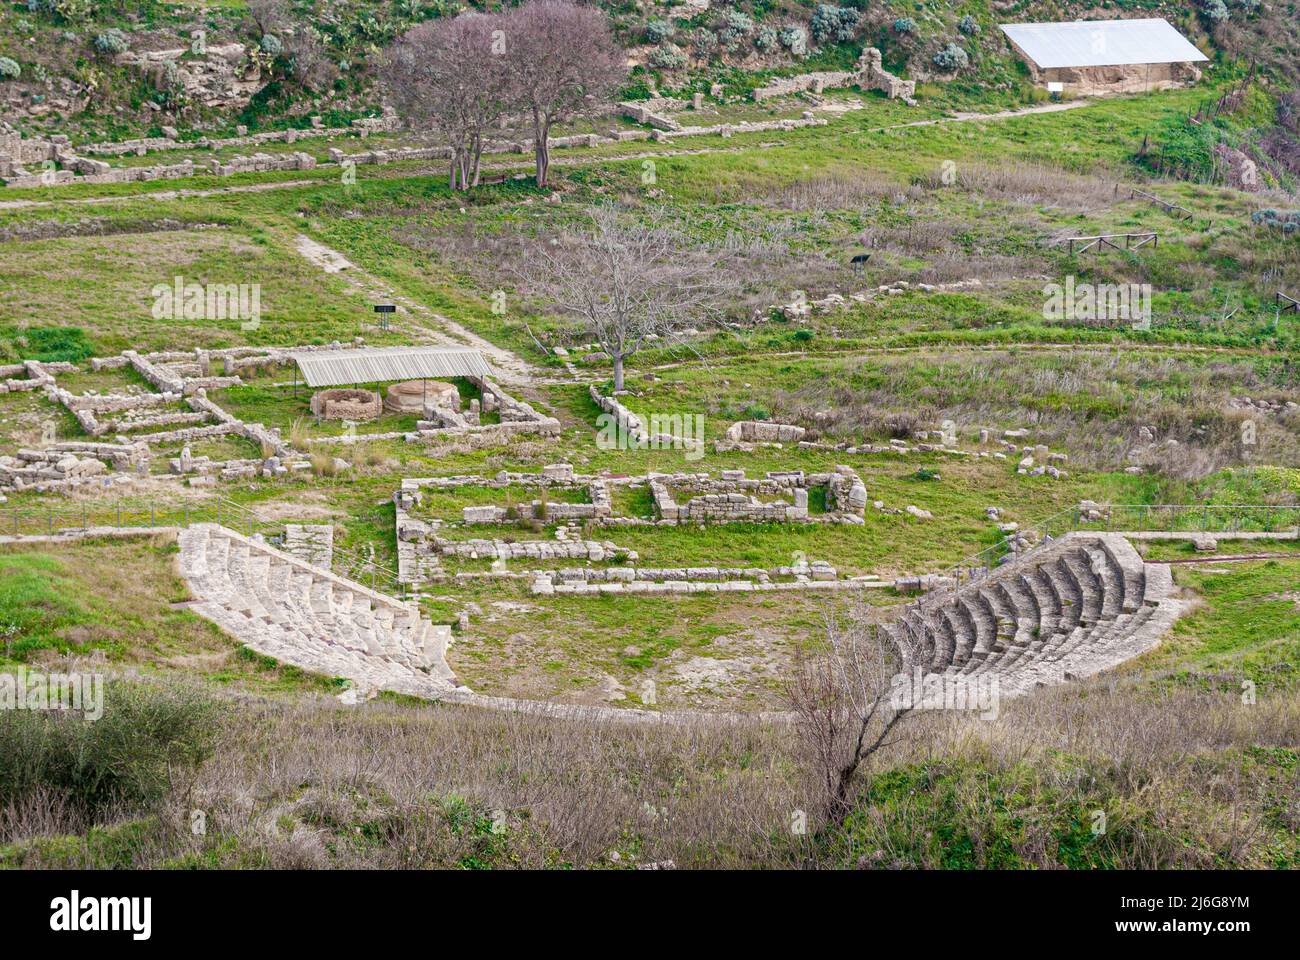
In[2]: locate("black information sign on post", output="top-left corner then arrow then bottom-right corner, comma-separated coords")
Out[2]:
374,303 -> 396,331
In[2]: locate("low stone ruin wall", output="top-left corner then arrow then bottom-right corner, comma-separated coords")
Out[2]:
725,420 -> 806,443
0,448 -> 107,492
650,116 -> 826,143
651,466 -> 866,525
589,386 -> 647,444
310,388 -> 383,421
208,151 -> 317,177
8,91 -> 836,190
750,49 -> 915,103
619,101 -> 681,131
752,71 -> 856,101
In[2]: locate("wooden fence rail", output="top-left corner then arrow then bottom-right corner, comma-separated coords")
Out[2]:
1065,232 -> 1158,255
1122,185 -> 1197,222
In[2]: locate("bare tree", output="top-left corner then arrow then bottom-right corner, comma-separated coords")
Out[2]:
515,205 -> 733,391
245,0 -> 284,37
503,0 -> 625,188
785,610 -> 929,824
382,14 -> 512,191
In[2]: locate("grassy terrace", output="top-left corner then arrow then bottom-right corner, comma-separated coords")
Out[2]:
0,76 -> 1292,711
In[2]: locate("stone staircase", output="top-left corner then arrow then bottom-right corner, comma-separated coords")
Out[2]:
891,533 -> 1185,698
177,523 -> 458,699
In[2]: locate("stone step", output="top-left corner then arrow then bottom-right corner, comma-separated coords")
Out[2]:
175,524 -> 458,700
889,535 -> 1184,700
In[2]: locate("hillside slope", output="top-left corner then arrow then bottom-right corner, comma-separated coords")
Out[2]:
0,0 -> 1286,144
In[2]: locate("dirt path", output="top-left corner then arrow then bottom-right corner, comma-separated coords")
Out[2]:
0,178 -> 320,211
868,98 -> 1095,133
291,233 -> 537,384
643,339 -> 1277,375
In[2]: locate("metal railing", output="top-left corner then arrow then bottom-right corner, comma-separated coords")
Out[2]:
1,496 -> 262,540
1076,503 -> 1300,536
908,505 -> 1079,613
330,541 -> 410,598
1,497 -> 410,598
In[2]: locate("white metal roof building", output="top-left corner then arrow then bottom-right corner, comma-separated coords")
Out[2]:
289,346 -> 495,388
999,18 -> 1208,95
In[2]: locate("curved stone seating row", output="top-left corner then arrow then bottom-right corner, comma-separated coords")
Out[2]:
891,533 -> 1184,698
178,523 -> 457,698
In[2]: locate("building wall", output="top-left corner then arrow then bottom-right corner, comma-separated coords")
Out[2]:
1009,40 -> 1201,96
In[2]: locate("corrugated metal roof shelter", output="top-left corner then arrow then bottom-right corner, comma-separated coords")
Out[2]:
1000,18 -> 1208,70
290,346 -> 494,388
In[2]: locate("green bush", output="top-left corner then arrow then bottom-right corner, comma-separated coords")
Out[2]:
648,45 -> 687,71
644,19 -> 673,45
933,44 -> 970,72
0,680 -> 218,819
780,26 -> 807,56
718,11 -> 754,49
893,17 -> 917,34
957,15 -> 980,36
693,27 -> 719,58
93,29 -> 130,56
0,58 -> 20,81
811,5 -> 859,44
1200,0 -> 1230,23
29,0 -> 93,23
1251,209 -> 1300,233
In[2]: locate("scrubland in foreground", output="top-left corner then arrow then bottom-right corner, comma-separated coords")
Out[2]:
1,672 -> 1295,870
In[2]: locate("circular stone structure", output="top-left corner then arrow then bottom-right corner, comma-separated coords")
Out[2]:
384,379 -> 460,414
309,388 -> 383,421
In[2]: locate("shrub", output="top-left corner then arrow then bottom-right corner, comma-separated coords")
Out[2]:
92,29 -> 130,56
932,43 -> 969,72
0,58 -> 19,81
811,5 -> 859,44
311,451 -> 340,477
16,18 -> 34,33
0,681 -> 217,821
260,33 -> 284,56
1250,209 -> 1300,233
1200,0 -> 1230,23
893,17 -> 917,34
645,19 -> 673,45
648,45 -> 687,70
957,15 -> 980,35
718,10 -> 754,49
693,27 -> 719,58
754,25 -> 779,52
780,26 -> 808,56
31,0 -> 93,22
